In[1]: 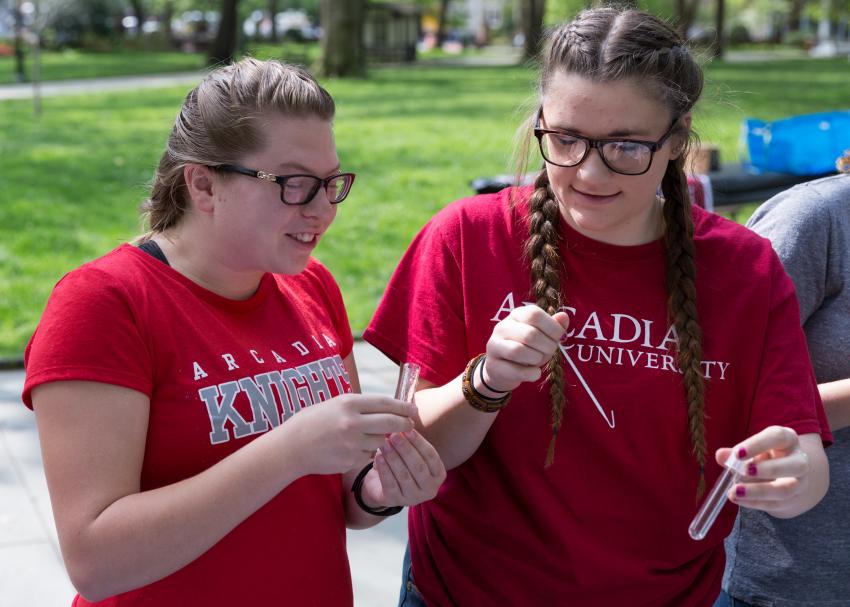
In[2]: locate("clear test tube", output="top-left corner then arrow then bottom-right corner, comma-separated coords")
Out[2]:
394,362 -> 421,404
688,452 -> 749,541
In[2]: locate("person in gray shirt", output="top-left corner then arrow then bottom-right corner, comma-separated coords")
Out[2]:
717,163 -> 850,607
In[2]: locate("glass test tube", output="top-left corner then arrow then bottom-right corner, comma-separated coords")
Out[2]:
688,452 -> 749,541
394,362 -> 421,404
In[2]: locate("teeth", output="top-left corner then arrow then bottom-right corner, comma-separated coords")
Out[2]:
292,233 -> 315,243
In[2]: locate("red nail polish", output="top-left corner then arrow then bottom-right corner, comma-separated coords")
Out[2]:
737,448 -> 748,458
747,464 -> 757,476
735,485 -> 746,498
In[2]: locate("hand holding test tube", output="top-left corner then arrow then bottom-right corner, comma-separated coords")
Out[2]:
689,451 -> 751,540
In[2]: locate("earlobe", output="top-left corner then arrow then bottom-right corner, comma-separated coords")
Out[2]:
184,164 -> 216,213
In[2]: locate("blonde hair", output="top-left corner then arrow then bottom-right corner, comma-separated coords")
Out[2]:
516,7 -> 708,498
138,58 -> 335,238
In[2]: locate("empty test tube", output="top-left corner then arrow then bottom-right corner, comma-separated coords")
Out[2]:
689,452 -> 749,541
394,362 -> 421,404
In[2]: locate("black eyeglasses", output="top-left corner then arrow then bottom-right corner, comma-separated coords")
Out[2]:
534,109 -> 679,176
217,164 -> 356,205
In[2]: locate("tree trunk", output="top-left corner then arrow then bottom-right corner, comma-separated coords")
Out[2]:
129,0 -> 145,32
674,0 -> 700,37
268,0 -> 278,41
319,0 -> 366,78
436,0 -> 450,46
208,0 -> 240,65
789,0 -> 806,31
13,0 -> 26,83
520,0 -> 545,61
711,0 -> 725,59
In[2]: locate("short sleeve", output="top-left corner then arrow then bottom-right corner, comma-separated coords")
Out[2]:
23,268 -> 153,408
747,250 -> 832,444
364,215 -> 467,385
747,187 -> 830,323
305,260 -> 354,359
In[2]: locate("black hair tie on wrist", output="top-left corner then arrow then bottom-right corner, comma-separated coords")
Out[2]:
352,462 -> 403,517
477,354 -> 510,395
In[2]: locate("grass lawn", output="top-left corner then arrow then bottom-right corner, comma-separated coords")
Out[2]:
0,43 -> 320,85
1,57 -> 849,358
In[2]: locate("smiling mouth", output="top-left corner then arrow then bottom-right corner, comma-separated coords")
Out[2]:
572,187 -> 619,201
289,232 -> 318,244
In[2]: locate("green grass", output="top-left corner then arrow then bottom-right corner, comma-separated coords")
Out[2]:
1,57 -> 849,358
0,48 -> 207,84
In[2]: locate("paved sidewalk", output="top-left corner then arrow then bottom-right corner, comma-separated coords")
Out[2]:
0,341 -> 406,606
0,71 -> 206,101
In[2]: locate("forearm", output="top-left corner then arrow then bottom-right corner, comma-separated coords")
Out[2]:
66,424 -> 306,601
820,378 -> 850,431
415,374 -> 500,470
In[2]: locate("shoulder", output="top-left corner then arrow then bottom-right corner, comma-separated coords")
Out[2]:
420,186 -> 526,242
52,244 -> 146,300
748,174 -> 850,233
691,205 -> 775,265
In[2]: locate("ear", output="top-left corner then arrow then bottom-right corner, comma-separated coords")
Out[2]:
670,112 -> 693,160
183,164 -> 217,213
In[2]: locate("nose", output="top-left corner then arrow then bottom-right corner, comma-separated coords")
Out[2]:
575,146 -> 612,182
299,185 -> 336,218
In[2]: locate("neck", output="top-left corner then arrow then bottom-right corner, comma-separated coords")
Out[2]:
153,222 -> 264,301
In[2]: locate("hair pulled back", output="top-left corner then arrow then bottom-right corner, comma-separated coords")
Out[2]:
520,7 -> 707,496
139,57 -> 335,236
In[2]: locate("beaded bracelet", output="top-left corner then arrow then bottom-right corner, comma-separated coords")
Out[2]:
352,462 -> 403,517
461,353 -> 511,413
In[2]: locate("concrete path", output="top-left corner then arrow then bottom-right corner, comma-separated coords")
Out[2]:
0,341 -> 406,606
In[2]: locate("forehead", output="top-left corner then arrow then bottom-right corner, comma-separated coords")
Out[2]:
541,72 -> 670,137
247,113 -> 338,169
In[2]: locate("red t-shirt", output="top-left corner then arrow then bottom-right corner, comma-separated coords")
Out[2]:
24,244 -> 355,606
364,187 -> 831,607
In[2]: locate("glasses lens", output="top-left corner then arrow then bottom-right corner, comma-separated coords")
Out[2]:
539,133 -> 588,167
600,141 -> 653,175
326,174 -> 353,204
281,175 -> 320,204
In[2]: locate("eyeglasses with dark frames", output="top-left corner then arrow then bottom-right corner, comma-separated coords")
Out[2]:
533,109 -> 679,176
217,164 -> 356,205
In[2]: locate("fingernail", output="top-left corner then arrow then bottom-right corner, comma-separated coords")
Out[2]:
404,430 -> 416,439
747,464 -> 757,476
737,448 -> 748,458
391,433 -> 403,445
375,452 -> 385,465
735,485 -> 746,498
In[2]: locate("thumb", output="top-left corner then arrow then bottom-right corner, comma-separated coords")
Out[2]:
552,311 -> 570,332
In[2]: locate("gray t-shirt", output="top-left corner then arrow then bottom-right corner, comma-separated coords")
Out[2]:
723,174 -> 850,606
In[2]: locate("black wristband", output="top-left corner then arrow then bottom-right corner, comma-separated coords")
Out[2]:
352,462 -> 403,517
476,354 -> 511,395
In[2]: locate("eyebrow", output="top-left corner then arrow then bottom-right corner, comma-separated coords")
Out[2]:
545,122 -> 655,139
275,161 -> 341,175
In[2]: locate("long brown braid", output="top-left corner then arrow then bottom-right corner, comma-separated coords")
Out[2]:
661,155 -> 707,498
517,8 -> 707,492
522,169 -> 567,467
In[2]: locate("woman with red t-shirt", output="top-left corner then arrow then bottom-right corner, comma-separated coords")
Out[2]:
23,58 -> 445,606
364,8 -> 830,607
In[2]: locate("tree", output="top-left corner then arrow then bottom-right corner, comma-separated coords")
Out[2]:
674,0 -> 699,36
520,0 -> 545,60
207,0 -> 239,65
435,0 -> 450,45
318,0 -> 366,77
13,0 -> 26,82
711,0 -> 726,58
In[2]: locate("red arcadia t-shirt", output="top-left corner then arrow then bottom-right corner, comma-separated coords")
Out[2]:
364,187 -> 831,607
24,244 -> 355,607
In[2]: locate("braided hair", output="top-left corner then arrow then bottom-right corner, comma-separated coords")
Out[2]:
516,7 -> 707,495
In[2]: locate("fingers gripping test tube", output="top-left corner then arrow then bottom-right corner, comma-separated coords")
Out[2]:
688,452 -> 750,541
394,362 -> 421,403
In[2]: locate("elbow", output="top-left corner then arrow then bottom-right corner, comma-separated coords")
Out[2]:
62,543 -> 123,602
